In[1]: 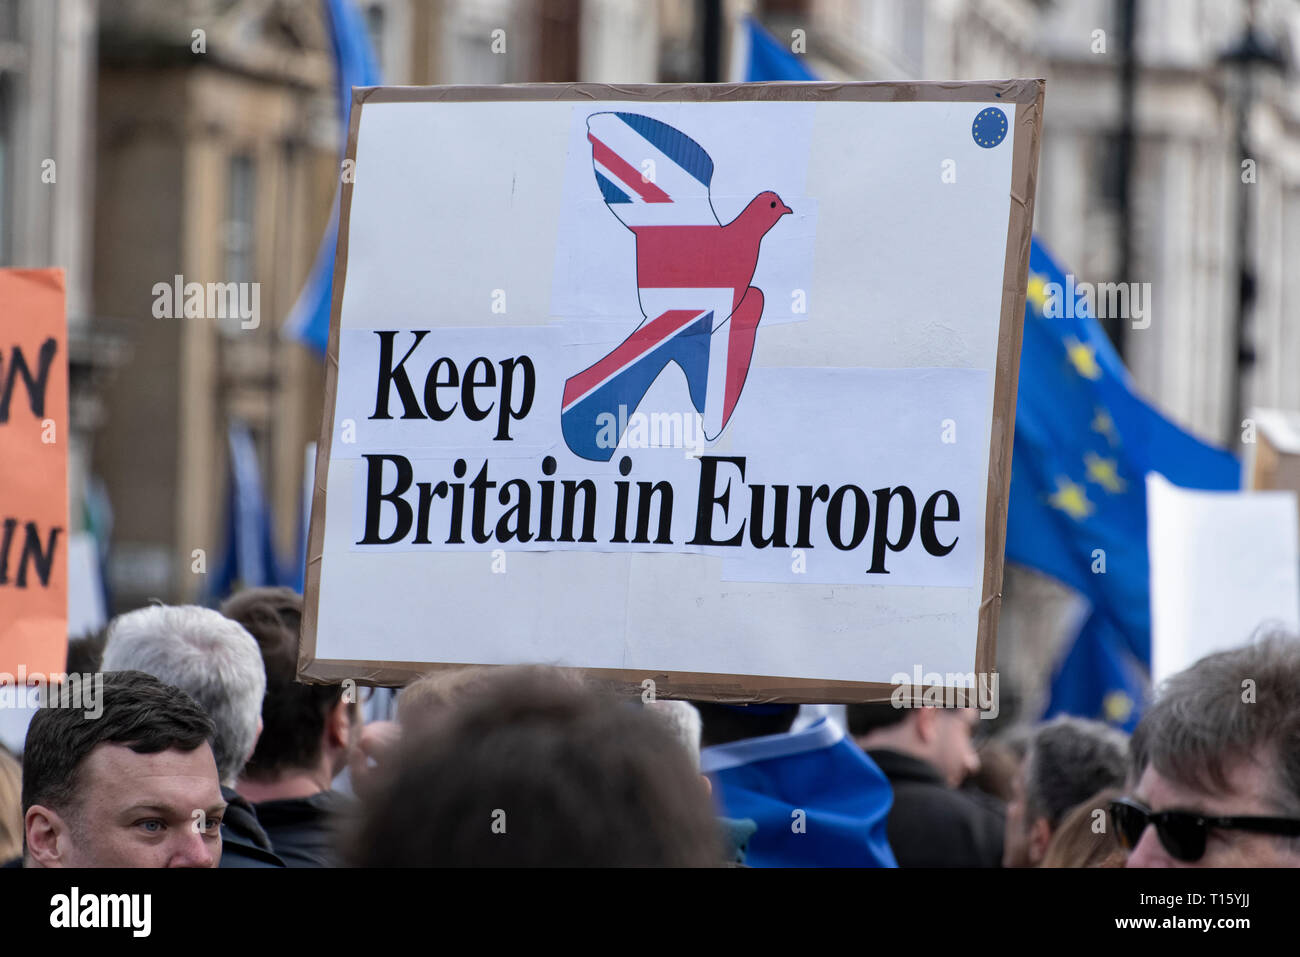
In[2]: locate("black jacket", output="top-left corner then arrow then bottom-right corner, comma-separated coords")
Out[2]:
220,786 -> 285,868
253,790 -> 356,868
867,748 -> 1005,868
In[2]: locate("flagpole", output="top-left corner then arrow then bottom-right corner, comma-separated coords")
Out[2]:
699,0 -> 723,82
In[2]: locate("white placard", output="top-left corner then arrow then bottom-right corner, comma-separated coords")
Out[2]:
1148,472 -> 1300,684
304,85 -> 1040,697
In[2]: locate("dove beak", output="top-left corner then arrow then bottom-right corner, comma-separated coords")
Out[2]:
779,202 -> 793,216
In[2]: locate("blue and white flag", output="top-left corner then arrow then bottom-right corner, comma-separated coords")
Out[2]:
211,422 -> 288,599
732,15 -> 818,82
702,717 -> 898,868
283,0 -> 382,354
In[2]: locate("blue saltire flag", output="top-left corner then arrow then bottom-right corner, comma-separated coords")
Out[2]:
283,0 -> 382,355
738,15 -> 817,81
210,423 -> 291,600
1007,238 -> 1240,730
701,718 -> 898,867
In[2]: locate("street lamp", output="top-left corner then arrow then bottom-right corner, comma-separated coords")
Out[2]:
1218,2 -> 1287,445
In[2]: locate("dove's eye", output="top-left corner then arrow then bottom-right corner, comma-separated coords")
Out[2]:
770,201 -> 776,208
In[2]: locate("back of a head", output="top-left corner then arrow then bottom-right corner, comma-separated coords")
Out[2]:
968,726 -> 1032,803
352,666 -> 721,866
21,671 -> 215,823
695,702 -> 800,747
1039,787 -> 1126,868
1130,631 -> 1300,814
644,699 -> 703,770
847,701 -> 910,739
1024,717 -> 1128,829
397,666 -> 498,732
65,628 -> 107,674
220,587 -> 343,780
101,604 -> 265,786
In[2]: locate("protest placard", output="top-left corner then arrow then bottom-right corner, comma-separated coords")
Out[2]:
300,81 -> 1044,703
0,269 -> 69,679
1148,473 -> 1300,684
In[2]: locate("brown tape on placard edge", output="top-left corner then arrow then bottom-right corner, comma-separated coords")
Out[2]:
357,78 -> 1044,106
974,80 -> 1045,683
298,86 -> 368,683
297,80 -> 1046,703
298,657 -> 905,705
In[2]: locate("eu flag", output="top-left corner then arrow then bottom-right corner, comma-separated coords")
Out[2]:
1007,239 -> 1240,729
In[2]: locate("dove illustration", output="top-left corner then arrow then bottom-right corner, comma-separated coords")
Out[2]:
561,111 -> 791,462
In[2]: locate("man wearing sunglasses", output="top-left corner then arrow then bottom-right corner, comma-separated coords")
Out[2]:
1116,633 -> 1300,867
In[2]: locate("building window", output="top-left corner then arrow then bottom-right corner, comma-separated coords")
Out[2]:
0,0 -> 18,42
901,0 -> 925,74
1094,132 -> 1125,210
224,155 -> 255,283
220,154 -> 256,337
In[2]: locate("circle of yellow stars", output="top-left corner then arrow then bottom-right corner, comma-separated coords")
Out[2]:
972,108 -> 1008,148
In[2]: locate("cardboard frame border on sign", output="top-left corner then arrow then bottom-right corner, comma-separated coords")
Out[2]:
298,80 -> 1045,705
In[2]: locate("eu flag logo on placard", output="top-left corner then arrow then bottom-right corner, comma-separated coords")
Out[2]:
972,108 -> 1008,148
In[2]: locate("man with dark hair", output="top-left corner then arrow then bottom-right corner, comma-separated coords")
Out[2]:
19,670 -> 225,868
221,586 -> 359,867
1117,633 -> 1300,867
1003,716 -> 1127,867
350,666 -> 722,866
101,603 -> 282,868
848,701 -> 1003,867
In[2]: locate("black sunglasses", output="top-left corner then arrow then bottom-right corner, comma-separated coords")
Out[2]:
1109,796 -> 1300,863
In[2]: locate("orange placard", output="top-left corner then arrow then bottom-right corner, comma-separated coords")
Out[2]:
0,268 -> 68,677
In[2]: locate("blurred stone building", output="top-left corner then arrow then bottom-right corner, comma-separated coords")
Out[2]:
3,0 -> 1298,715
88,0 -> 337,609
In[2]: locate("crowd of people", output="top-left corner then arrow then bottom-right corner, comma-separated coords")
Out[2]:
1,586 -> 1299,868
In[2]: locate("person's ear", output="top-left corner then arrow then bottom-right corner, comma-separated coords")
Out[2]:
25,805 -> 69,867
700,774 -> 712,797
327,697 -> 352,749
913,707 -> 938,744
1028,816 -> 1053,865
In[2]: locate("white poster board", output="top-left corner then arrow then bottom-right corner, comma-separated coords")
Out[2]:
1148,472 -> 1300,685
300,81 -> 1044,702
